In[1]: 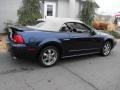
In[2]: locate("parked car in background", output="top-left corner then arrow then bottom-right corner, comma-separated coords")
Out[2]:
117,18 -> 120,27
115,13 -> 120,28
8,18 -> 116,67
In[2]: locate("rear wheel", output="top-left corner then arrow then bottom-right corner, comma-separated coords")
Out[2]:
38,46 -> 60,67
101,41 -> 112,56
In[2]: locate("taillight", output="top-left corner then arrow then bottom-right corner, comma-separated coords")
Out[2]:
13,34 -> 24,44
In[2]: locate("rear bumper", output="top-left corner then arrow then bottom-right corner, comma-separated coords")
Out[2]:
8,43 -> 38,59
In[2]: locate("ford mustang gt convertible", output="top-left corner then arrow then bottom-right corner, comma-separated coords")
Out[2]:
8,18 -> 116,67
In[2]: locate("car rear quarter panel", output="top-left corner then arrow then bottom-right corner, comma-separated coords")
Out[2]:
18,31 -> 70,56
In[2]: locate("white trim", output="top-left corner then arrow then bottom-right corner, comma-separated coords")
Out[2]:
44,1 -> 56,18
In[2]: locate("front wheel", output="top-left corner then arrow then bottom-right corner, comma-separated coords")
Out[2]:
101,41 -> 112,56
38,46 -> 60,67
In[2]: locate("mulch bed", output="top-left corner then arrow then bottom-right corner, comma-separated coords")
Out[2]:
0,36 -> 7,49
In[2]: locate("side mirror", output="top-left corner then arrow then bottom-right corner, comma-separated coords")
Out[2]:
90,30 -> 96,35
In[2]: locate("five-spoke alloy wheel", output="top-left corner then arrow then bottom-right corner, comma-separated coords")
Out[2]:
101,41 -> 112,56
39,46 -> 60,67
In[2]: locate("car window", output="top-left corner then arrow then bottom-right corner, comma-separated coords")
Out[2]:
73,23 -> 91,33
66,22 -> 77,32
61,22 -> 91,33
59,24 -> 70,32
60,22 -> 92,33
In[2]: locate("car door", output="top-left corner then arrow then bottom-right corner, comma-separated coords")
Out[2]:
67,22 -> 102,55
59,24 -> 73,56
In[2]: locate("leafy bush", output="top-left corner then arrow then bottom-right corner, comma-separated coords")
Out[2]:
99,22 -> 108,30
92,20 -> 100,30
81,0 -> 95,26
17,0 -> 42,26
92,20 -> 108,30
92,20 -> 116,31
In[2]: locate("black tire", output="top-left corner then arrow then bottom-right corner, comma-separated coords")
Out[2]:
38,46 -> 60,67
101,41 -> 112,56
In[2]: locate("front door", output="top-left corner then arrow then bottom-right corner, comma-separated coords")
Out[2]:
66,22 -> 102,55
44,2 -> 56,18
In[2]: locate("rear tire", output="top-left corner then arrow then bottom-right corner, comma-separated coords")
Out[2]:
101,41 -> 112,56
38,46 -> 60,67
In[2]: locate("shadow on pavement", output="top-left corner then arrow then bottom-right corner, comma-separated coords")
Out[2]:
59,54 -> 100,64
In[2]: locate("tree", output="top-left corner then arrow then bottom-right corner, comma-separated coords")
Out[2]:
17,0 -> 42,26
80,0 -> 95,26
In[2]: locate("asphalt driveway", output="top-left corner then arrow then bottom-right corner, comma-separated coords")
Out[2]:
0,42 -> 120,90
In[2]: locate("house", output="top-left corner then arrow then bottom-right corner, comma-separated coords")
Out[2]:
95,14 -> 114,22
0,0 -> 99,33
41,0 -> 99,19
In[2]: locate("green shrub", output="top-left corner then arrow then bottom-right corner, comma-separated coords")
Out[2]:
17,0 -> 42,26
81,0 -> 95,26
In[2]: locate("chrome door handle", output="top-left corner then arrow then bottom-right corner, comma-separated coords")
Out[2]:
73,37 -> 79,38
63,39 -> 70,41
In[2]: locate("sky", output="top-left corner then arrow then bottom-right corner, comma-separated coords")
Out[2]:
95,0 -> 120,16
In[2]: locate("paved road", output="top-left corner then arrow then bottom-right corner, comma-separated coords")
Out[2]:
0,43 -> 120,90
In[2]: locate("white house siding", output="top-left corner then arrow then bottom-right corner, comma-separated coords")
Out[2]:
69,0 -> 76,18
57,0 -> 69,18
57,0 -> 80,19
75,0 -> 81,19
0,0 -> 21,33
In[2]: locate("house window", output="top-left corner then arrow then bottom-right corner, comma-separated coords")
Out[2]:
47,5 -> 53,16
44,2 -> 56,18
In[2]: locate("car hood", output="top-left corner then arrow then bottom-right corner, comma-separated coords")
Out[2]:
95,30 -> 114,38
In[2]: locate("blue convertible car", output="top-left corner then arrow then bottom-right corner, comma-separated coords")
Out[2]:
8,18 -> 116,67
